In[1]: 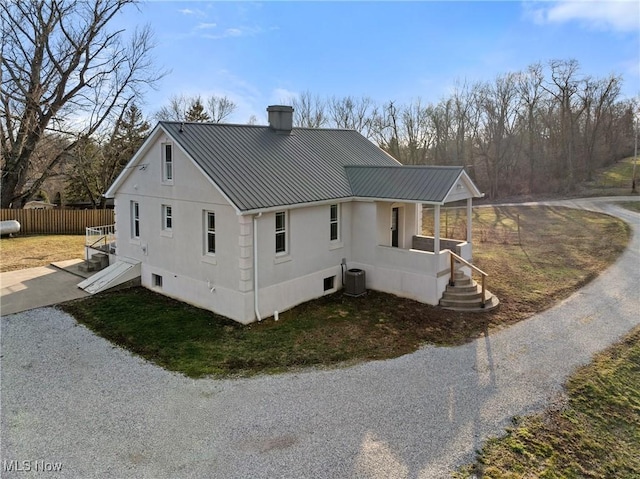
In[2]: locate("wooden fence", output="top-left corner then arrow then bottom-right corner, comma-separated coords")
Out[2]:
0,209 -> 114,235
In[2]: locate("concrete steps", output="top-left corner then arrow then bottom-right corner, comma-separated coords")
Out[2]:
78,252 -> 109,273
440,272 -> 499,312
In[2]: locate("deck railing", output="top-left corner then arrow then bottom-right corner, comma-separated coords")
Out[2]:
449,250 -> 489,307
86,224 -> 116,253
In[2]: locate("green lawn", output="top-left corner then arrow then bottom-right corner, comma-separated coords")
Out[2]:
455,326 -> 640,478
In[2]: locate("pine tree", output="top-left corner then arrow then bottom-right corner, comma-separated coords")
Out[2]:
65,103 -> 150,208
185,97 -> 211,122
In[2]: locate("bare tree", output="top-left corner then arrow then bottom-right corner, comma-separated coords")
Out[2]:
475,73 -> 522,197
400,99 -> 433,165
543,59 -> 583,190
206,95 -> 236,123
327,96 -> 377,137
1,0 -> 164,208
371,101 -> 403,161
155,94 -> 237,123
578,75 -> 621,181
154,94 -> 190,122
517,63 -> 546,192
291,91 -> 327,128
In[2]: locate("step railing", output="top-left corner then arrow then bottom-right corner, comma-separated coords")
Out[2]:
449,250 -> 489,307
86,224 -> 115,253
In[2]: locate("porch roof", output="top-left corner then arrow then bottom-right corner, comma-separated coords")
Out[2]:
345,165 -> 482,204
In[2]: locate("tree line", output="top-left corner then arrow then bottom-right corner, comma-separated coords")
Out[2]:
290,60 -> 637,197
2,0 -> 637,208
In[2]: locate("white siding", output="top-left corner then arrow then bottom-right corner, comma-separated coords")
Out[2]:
114,131 -> 249,322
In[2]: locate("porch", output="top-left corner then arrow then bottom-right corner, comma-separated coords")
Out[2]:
365,197 -> 497,310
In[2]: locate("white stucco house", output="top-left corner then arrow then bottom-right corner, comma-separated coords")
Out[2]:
90,105 -> 493,324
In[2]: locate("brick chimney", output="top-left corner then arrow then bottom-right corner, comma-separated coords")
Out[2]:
267,105 -> 294,134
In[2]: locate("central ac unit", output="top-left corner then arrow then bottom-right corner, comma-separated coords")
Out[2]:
344,268 -> 366,297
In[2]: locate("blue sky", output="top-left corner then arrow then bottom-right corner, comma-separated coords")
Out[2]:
117,1 -> 640,124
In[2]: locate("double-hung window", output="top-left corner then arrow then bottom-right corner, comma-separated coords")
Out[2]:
162,143 -> 173,182
205,212 -> 216,254
131,201 -> 140,238
162,205 -> 172,231
330,204 -> 340,241
275,211 -> 287,254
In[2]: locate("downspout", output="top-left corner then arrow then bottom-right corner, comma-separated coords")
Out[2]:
253,213 -> 262,321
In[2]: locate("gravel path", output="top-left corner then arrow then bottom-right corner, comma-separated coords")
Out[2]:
1,198 -> 638,479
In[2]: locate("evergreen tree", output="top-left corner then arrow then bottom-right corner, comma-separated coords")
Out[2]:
185,97 -> 211,122
65,103 -> 150,208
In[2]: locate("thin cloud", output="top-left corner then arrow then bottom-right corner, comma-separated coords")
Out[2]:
196,23 -> 217,30
201,26 -> 265,40
525,0 -> 639,32
178,8 -> 205,16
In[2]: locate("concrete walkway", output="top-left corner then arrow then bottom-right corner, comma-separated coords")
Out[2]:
0,198 -> 638,478
0,260 -> 89,316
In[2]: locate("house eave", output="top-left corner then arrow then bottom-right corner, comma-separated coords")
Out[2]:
238,195 -> 454,215
239,197 -> 353,216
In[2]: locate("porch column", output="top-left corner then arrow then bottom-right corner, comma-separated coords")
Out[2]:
466,198 -> 473,243
434,204 -> 441,253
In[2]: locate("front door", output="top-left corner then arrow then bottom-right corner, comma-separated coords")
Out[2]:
391,207 -> 399,247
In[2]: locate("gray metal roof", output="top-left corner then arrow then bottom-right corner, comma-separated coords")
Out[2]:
153,122 -> 482,211
160,122 -> 400,211
346,166 -> 466,203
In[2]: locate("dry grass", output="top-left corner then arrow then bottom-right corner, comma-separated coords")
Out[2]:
455,326 -> 640,478
424,205 -> 630,329
0,235 -> 85,272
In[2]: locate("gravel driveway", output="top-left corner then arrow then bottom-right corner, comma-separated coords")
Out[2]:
1,198 -> 638,479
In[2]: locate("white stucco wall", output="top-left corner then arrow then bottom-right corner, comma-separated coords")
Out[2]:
349,200 -> 451,305
110,129 -> 473,322
113,130 -> 253,323
253,202 -> 352,319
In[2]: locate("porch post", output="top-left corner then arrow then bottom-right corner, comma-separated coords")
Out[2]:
466,198 -> 473,243
434,204 -> 441,253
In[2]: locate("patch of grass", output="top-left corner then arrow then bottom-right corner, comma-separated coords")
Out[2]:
426,206 -> 630,327
61,288 -> 493,378
619,201 -> 640,213
455,326 -> 640,478
60,206 -> 630,378
0,235 -> 85,272
579,157 -> 640,197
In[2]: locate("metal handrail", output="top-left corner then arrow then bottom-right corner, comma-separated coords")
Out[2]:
85,224 -> 115,252
449,250 -> 488,307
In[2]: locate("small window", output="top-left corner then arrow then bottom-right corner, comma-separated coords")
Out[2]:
275,211 -> 287,254
324,276 -> 335,291
152,274 -> 163,288
162,143 -> 173,181
131,201 -> 140,238
205,211 -> 215,254
162,205 -> 172,230
330,204 -> 340,241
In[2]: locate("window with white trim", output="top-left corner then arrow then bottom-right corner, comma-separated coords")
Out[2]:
275,211 -> 287,254
131,201 -> 140,238
330,204 -> 340,241
162,143 -> 173,182
205,211 -> 216,254
162,204 -> 172,231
